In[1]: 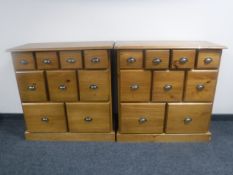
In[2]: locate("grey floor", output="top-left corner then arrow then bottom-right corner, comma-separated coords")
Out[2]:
0,115 -> 233,175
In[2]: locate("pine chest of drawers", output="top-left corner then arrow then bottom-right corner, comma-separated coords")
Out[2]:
9,42 -> 115,141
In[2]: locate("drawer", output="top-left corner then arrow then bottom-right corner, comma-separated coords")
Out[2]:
23,103 -> 67,132
66,102 -> 111,133
171,50 -> 196,69
166,103 -> 212,133
152,71 -> 184,101
120,103 -> 165,134
197,50 -> 222,69
145,50 -> 169,69
78,70 -> 110,101
16,71 -> 47,102
184,70 -> 218,101
120,70 -> 151,102
46,70 -> 78,102
12,52 -> 35,70
59,51 -> 83,69
119,50 -> 143,69
36,51 -> 59,69
84,50 -> 109,69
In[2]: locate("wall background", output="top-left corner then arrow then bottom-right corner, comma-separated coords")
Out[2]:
0,0 -> 232,114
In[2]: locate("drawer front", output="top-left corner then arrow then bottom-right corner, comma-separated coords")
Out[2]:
16,71 -> 47,102
22,103 -> 67,132
166,103 -> 212,133
172,50 -> 196,69
79,70 -> 110,101
36,52 -> 59,69
197,50 -> 221,69
152,71 -> 184,101
47,70 -> 78,102
184,70 -> 218,101
66,102 -> 111,133
84,50 -> 109,69
145,50 -> 169,69
59,51 -> 83,69
120,103 -> 165,134
119,50 -> 143,69
12,52 -> 35,70
120,70 -> 151,102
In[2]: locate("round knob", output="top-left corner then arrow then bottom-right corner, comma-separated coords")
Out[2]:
20,60 -> 28,65
163,84 -> 173,91
152,58 -> 162,65
179,57 -> 188,64
59,84 -> 67,91
89,84 -> 98,90
91,57 -> 100,63
184,117 -> 192,124
204,57 -> 213,64
127,57 -> 136,63
130,84 -> 139,90
27,84 -> 36,91
41,116 -> 49,122
196,84 -> 205,91
43,59 -> 51,64
138,117 -> 147,124
66,58 -> 76,63
84,116 -> 93,122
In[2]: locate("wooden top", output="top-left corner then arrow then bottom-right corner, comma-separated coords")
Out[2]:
8,41 -> 115,52
114,41 -> 227,49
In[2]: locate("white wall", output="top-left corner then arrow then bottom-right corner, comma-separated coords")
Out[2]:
0,0 -> 233,114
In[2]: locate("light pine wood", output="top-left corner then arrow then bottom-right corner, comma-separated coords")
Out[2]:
120,103 -> 165,134
78,70 -> 110,101
36,51 -> 59,69
119,50 -> 143,69
59,51 -> 83,69
46,70 -> 78,102
152,71 -> 185,101
145,50 -> 170,69
12,52 -> 35,70
22,103 -> 67,132
197,49 -> 222,69
184,70 -> 218,101
66,102 -> 111,133
16,71 -> 47,102
120,70 -> 151,102
166,103 -> 212,134
171,50 -> 196,69
84,50 -> 109,69
117,132 -> 211,142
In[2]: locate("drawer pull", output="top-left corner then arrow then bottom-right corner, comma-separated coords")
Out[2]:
204,57 -> 213,64
152,58 -> 162,65
127,57 -> 136,63
66,58 -> 76,63
43,59 -> 51,64
41,116 -> 49,123
130,84 -> 139,90
163,84 -> 173,91
184,117 -> 192,124
84,116 -> 93,122
196,84 -> 205,91
89,84 -> 98,90
138,117 -> 147,124
20,60 -> 28,65
179,57 -> 188,64
91,57 -> 100,63
59,84 -> 67,91
27,84 -> 36,91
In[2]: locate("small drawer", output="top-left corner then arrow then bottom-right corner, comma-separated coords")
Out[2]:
16,71 -> 47,102
36,51 -> 59,69
171,50 -> 196,69
145,50 -> 169,69
120,70 -> 151,102
166,103 -> 212,133
197,50 -> 222,69
22,103 -> 67,132
66,102 -> 111,133
184,70 -> 218,102
119,50 -> 143,69
12,52 -> 35,70
120,103 -> 165,134
46,70 -> 78,102
78,70 -> 110,101
59,51 -> 83,69
84,50 -> 109,69
152,71 -> 184,101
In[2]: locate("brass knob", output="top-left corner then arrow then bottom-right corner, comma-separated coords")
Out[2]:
184,117 -> 192,124
179,57 -> 188,64
138,117 -> 147,124
84,116 -> 93,122
27,84 -> 36,91
127,57 -> 136,63
163,84 -> 172,91
152,58 -> 162,65
66,58 -> 76,63
43,59 -> 51,64
204,57 -> 213,64
20,60 -> 28,65
130,84 -> 139,90
59,84 -> 67,91
196,84 -> 205,91
91,57 -> 100,63
89,84 -> 98,90
41,116 -> 49,122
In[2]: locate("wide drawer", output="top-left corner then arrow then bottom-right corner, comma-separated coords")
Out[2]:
197,50 -> 221,69
36,51 -> 59,69
119,50 -> 143,69
12,52 -> 35,70
59,51 -> 83,69
145,50 -> 169,69
84,50 -> 109,69
171,50 -> 196,69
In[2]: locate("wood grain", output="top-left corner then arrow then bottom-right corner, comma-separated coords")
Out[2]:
12,52 -> 35,70
171,50 -> 196,69
36,51 -> 59,69
59,51 -> 83,69
145,50 -> 170,69
197,49 -> 222,69
84,50 -> 109,69
119,50 -> 143,69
